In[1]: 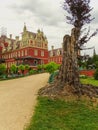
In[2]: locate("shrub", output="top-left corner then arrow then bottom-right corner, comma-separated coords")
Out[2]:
37,64 -> 45,72
0,64 -> 7,75
45,62 -> 59,74
48,71 -> 59,83
10,64 -> 17,74
25,64 -> 30,70
79,75 -> 87,79
29,70 -> 36,75
18,64 -> 25,74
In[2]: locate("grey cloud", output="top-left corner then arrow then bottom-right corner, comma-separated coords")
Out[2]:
91,11 -> 98,24
9,0 -> 64,26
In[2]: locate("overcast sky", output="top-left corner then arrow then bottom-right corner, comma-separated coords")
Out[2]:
0,0 -> 98,55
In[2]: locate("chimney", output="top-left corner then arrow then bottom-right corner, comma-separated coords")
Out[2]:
51,45 -> 54,50
15,36 -> 19,41
10,34 -> 12,39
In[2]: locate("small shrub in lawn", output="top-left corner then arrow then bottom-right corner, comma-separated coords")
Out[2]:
79,75 -> 87,79
48,71 -> 59,83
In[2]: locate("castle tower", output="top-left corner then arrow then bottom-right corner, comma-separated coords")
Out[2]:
93,48 -> 96,56
23,23 -> 27,32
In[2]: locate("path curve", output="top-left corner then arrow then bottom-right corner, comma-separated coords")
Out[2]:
0,73 -> 49,130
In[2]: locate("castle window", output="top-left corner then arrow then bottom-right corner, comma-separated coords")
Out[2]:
45,44 -> 47,48
50,51 -> 53,57
37,42 -> 41,47
57,50 -> 60,56
21,50 -> 23,56
25,49 -> 27,56
41,50 -> 44,56
8,54 -> 10,59
10,53 -> 12,58
37,37 -> 41,40
18,51 -> 20,57
30,40 -> 32,43
34,50 -> 38,56
16,52 -> 17,57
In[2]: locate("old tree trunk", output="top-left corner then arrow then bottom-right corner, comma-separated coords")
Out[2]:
39,0 -> 98,100
39,27 -> 98,99
58,28 -> 80,88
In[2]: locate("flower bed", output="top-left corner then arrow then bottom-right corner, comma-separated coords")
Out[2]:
79,70 -> 95,77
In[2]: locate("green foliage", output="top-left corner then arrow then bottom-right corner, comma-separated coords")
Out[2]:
48,71 -> 59,83
25,97 -> 98,130
80,77 -> 98,86
0,64 -> 7,75
18,64 -> 25,74
94,69 -> 98,80
37,64 -> 45,72
86,57 -> 93,69
95,61 -> 98,68
86,55 -> 98,69
18,64 -> 25,71
29,70 -> 36,75
25,64 -> 30,70
78,59 -> 87,69
79,75 -> 87,79
92,54 -> 98,63
10,64 -> 17,74
45,62 -> 59,74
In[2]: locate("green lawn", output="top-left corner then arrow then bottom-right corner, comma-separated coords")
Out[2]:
80,77 -> 98,87
25,97 -> 98,130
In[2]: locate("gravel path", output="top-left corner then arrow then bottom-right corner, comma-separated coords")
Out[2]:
0,73 -> 49,130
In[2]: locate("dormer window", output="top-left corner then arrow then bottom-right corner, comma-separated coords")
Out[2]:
50,51 -> 53,57
57,50 -> 60,56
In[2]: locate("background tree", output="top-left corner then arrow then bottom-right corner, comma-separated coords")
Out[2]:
92,53 -> 98,68
86,54 -> 98,69
78,59 -> 87,69
0,64 -> 6,75
86,57 -> 93,69
10,64 -> 17,74
94,68 -> 98,80
18,64 -> 25,75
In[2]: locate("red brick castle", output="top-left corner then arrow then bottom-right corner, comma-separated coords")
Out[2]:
0,24 -> 48,68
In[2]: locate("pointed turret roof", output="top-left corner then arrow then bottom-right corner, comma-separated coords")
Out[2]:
93,47 -> 96,56
23,23 -> 27,32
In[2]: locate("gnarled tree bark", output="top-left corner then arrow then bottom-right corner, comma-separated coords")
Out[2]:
54,28 -> 81,94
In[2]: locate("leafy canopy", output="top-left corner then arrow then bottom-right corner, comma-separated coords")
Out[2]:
63,0 -> 98,49
63,0 -> 93,29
